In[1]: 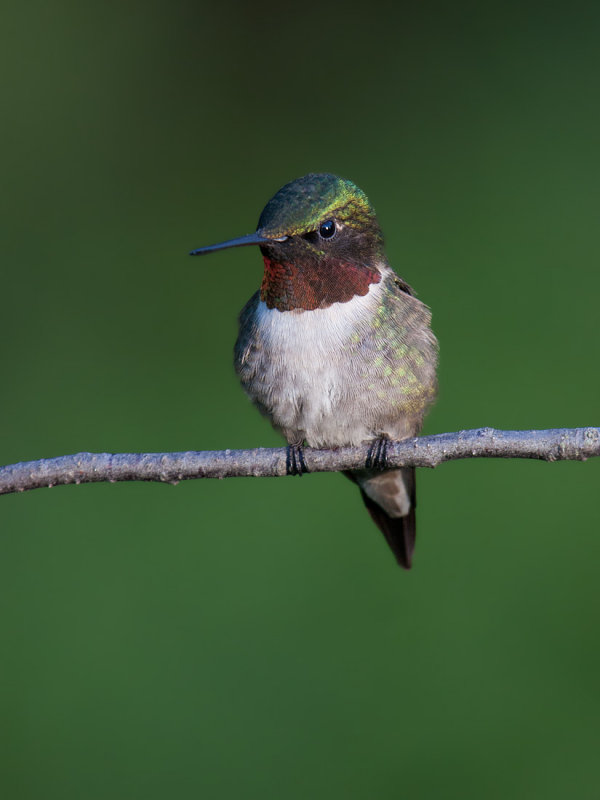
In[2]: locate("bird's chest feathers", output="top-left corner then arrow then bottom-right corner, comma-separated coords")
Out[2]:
243,284 -> 385,444
260,255 -> 381,311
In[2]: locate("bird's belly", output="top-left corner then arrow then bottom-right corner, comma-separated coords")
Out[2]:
255,350 -> 371,447
236,289 -> 394,447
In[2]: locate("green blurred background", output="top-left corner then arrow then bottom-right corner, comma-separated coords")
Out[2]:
2,1 -> 600,797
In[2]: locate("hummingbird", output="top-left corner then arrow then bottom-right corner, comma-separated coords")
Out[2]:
191,174 -> 438,568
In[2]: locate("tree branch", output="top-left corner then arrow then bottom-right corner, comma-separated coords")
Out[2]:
1,427 -> 598,497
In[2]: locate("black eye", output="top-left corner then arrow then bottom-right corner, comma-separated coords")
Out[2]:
318,219 -> 336,239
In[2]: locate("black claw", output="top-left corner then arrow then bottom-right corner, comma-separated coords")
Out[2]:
380,437 -> 389,469
286,444 -> 309,476
365,436 -> 389,471
298,446 -> 308,474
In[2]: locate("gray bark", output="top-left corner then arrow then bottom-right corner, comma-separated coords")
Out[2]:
1,427 -> 598,496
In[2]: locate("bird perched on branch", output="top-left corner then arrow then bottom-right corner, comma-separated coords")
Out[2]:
191,174 -> 438,568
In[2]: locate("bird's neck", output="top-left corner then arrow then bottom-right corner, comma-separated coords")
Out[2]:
260,256 -> 382,312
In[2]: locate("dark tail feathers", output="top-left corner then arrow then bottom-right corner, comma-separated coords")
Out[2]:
345,467 -> 417,569
359,486 -> 416,569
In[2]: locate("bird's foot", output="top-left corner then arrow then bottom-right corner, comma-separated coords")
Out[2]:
365,436 -> 389,471
286,443 -> 308,476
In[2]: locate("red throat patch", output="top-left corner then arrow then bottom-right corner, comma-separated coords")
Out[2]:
260,256 -> 381,311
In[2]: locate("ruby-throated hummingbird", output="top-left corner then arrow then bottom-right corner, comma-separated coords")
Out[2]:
191,174 -> 438,568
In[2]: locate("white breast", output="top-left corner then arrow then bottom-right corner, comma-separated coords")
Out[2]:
241,279 -> 387,447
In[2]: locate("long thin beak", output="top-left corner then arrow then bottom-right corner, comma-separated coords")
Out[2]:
189,231 -> 287,256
